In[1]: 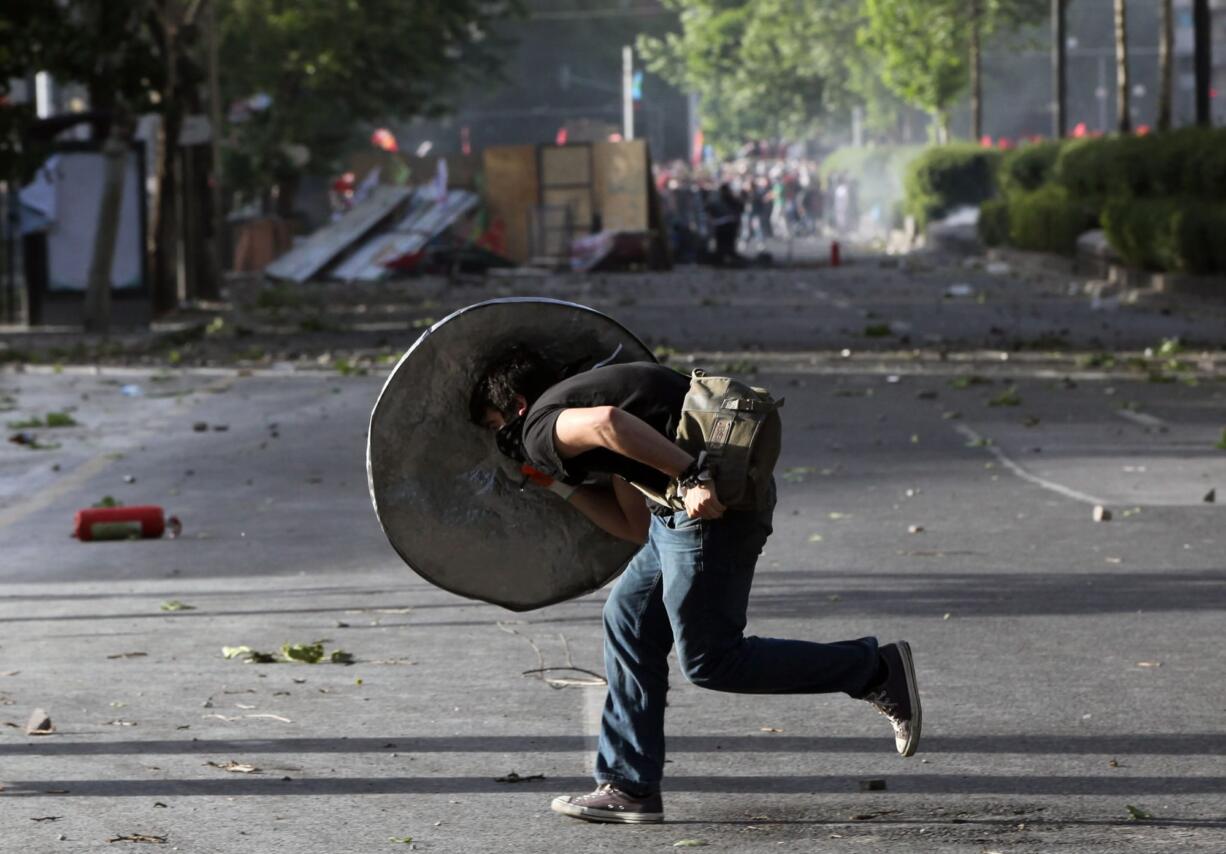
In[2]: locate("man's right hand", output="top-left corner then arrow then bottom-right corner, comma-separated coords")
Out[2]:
682,482 -> 725,520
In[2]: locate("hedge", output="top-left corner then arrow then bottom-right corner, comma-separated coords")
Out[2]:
1007,185 -> 1098,256
904,144 -> 1003,228
999,140 -> 1062,194
1054,128 -> 1226,201
978,197 -> 1009,246
1101,196 -> 1226,274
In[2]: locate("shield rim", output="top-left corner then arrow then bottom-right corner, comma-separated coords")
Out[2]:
365,296 -> 656,610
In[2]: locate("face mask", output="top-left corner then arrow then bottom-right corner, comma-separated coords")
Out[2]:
495,414 -> 527,463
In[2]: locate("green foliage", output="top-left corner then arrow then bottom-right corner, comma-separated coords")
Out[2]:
978,197 -> 1009,246
1054,128 -> 1226,201
638,0 -> 859,152
904,144 -> 1002,227
999,140 -> 1063,194
1006,185 -> 1097,256
859,0 -> 968,135
218,0 -> 519,203
1102,197 -> 1226,274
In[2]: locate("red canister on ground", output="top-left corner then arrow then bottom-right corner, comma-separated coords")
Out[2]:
74,506 -> 166,541
830,240 -> 841,267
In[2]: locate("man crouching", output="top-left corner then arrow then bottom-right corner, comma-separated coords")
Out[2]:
470,346 -> 921,823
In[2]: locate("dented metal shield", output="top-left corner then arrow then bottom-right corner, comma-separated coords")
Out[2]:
367,298 -> 655,611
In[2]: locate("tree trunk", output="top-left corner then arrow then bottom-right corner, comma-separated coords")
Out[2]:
1157,0 -> 1174,131
84,115 -> 131,335
1193,0 -> 1211,126
1114,0 -> 1131,133
970,0 -> 983,141
1052,0 -> 1067,138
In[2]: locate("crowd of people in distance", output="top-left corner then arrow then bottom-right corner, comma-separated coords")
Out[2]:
654,157 -> 862,266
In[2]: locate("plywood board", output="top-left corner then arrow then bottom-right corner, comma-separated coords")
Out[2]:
593,140 -> 649,233
265,184 -> 412,283
540,145 -> 592,186
483,145 -> 538,264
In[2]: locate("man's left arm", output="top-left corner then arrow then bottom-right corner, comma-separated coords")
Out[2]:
553,406 -> 724,519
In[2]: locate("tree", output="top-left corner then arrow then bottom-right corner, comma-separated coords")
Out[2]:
217,0 -> 518,212
1157,0 -> 1173,131
638,0 -> 864,153
860,0 -> 968,143
1114,0 -> 1130,133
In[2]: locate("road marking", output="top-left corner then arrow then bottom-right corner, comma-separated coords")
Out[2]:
0,453 -> 114,531
1115,409 -> 1168,430
953,423 -> 1107,506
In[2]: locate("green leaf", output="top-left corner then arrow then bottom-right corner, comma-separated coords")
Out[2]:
388,836 -> 413,844
1125,804 -> 1153,820
92,496 -> 123,508
281,642 -> 325,664
330,650 -> 355,665
222,646 -> 252,659
988,386 -> 1022,407
673,841 -> 707,848
160,600 -> 195,612
44,412 -> 77,428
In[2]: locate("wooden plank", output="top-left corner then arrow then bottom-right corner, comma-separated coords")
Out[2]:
482,145 -> 538,264
593,140 -> 648,232
265,184 -> 412,283
540,145 -> 592,186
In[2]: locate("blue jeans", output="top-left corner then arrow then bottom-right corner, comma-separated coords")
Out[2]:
594,494 -> 880,794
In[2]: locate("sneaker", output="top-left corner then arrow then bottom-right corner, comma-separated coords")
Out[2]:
550,784 -> 664,823
862,641 -> 922,757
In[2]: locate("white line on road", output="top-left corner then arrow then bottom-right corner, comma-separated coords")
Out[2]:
953,423 -> 1107,506
1115,409 -> 1169,431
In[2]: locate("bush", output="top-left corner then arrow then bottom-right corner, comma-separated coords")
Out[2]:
978,198 -> 1009,246
1055,128 -> 1226,202
999,140 -> 1063,194
904,144 -> 1003,227
1007,185 -> 1098,256
1102,196 -> 1226,274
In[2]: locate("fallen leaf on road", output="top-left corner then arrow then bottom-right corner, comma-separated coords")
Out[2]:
159,600 -> 193,612
107,833 -> 167,844
282,642 -> 325,663
494,772 -> 545,783
30,816 -> 62,822
330,650 -> 355,664
1108,759 -> 1120,768
205,760 -> 259,774
245,714 -> 292,723
1126,805 -> 1153,820
388,837 -> 413,845
673,842 -> 707,848
106,652 -> 147,660
759,727 -> 783,733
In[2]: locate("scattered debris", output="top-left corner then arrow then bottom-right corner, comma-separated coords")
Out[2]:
858,779 -> 887,792
30,816 -> 62,822
673,842 -> 707,848
120,384 -> 144,398
907,525 -> 924,534
107,833 -> 167,844
159,600 -> 194,612
8,431 -> 60,450
388,837 -> 414,846
221,646 -> 278,664
93,496 -> 123,508
106,651 -> 147,660
104,719 -> 138,727
988,386 -> 1022,407
781,467 -> 816,483
949,375 -> 991,389
1205,489 -> 1216,504
25,708 -> 55,735
245,714 -> 293,723
864,323 -> 891,338
205,760 -> 259,774
944,283 -> 975,298
1093,506 -> 1112,522
1108,758 -> 1120,768
759,727 -> 783,733
915,390 -> 938,400
281,642 -> 326,664
192,422 -> 208,432
1125,805 -> 1153,821
493,772 -> 546,784
1135,661 -> 1162,668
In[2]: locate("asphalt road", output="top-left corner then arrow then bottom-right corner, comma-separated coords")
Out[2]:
1,258 -> 1224,853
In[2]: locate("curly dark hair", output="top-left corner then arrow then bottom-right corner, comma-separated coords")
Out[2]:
468,346 -> 561,425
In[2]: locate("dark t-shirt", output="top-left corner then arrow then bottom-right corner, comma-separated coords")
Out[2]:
521,362 -> 689,499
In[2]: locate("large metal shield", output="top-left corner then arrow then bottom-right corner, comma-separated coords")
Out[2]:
367,298 -> 655,611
